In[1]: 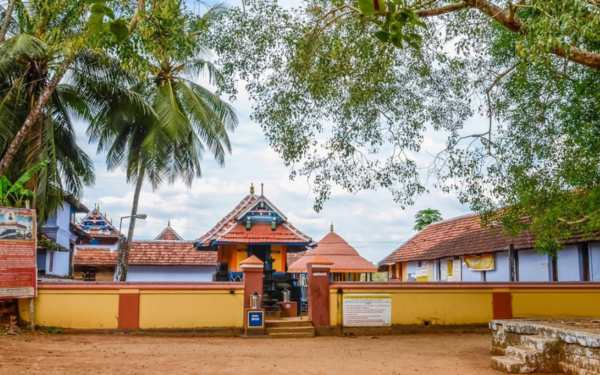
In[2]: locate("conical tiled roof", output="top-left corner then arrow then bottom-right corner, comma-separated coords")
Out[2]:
155,222 -> 184,241
288,231 -> 376,273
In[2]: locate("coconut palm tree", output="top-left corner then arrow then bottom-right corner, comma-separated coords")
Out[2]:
87,3 -> 238,281
0,33 -> 97,222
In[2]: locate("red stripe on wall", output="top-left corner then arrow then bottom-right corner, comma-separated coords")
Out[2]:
118,293 -> 140,330
492,292 -> 513,319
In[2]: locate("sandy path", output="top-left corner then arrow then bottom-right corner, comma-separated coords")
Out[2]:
0,333 -> 507,374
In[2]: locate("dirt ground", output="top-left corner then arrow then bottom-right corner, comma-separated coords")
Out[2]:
0,332 -> 507,375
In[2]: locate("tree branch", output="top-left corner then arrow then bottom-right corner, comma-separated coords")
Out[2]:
128,0 -> 145,32
462,0 -> 600,69
0,0 -> 16,43
416,2 -> 469,17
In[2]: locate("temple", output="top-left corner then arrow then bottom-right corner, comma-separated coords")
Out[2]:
288,226 -> 377,281
195,183 -> 313,277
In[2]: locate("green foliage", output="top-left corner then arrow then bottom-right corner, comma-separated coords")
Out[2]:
207,0 -> 600,253
413,208 -> 443,231
0,159 -> 48,207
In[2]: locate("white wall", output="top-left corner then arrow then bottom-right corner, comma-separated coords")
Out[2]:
556,245 -> 581,281
518,249 -> 550,282
405,262 -> 418,281
485,251 -> 510,282
590,243 -> 600,281
439,257 -> 461,281
461,257 -> 484,282
45,251 -> 70,277
126,266 -> 216,282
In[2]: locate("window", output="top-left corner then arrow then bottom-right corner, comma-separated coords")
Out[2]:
447,259 -> 453,277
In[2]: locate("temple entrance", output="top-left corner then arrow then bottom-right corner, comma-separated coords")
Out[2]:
247,244 -> 271,262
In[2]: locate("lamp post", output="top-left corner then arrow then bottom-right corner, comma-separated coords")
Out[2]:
119,214 -> 147,234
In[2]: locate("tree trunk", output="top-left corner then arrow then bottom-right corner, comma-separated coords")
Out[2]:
0,62 -> 69,175
0,0 -> 16,42
114,164 -> 145,282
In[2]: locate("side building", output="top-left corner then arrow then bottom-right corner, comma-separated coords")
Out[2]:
38,195 -> 89,277
73,222 -> 215,281
379,213 -> 600,282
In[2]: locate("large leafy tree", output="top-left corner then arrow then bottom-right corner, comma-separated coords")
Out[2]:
87,2 -> 237,281
207,0 -> 600,253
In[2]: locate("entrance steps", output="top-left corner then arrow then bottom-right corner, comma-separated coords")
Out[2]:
491,335 -> 560,373
265,317 -> 315,338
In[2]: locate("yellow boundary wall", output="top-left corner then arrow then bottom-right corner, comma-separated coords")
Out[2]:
329,283 -> 600,327
19,282 -> 244,330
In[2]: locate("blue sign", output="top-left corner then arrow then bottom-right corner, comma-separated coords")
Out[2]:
247,310 -> 264,328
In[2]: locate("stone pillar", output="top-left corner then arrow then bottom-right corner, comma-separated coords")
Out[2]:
240,255 -> 265,336
240,255 -> 264,308
307,257 -> 333,328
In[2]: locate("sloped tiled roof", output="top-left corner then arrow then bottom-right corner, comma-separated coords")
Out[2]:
196,193 -> 311,247
76,208 -> 122,239
288,231 -> 377,273
154,223 -> 184,241
286,250 -> 306,267
73,248 -> 118,266
74,241 -> 217,267
378,214 -> 535,266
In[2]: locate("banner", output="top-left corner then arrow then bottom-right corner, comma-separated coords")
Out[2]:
464,253 -> 495,271
0,207 -> 36,299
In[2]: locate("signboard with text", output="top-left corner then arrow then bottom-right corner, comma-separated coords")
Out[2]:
343,294 -> 392,327
0,207 -> 36,299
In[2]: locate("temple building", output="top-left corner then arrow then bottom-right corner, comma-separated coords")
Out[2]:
288,226 -> 377,281
195,183 -> 313,277
73,221 -> 216,281
379,213 -> 600,282
72,185 -> 313,284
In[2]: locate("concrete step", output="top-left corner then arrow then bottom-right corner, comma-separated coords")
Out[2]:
520,335 -> 559,352
505,345 -> 539,364
267,331 -> 315,338
491,356 -> 535,374
265,319 -> 313,328
266,326 -> 315,334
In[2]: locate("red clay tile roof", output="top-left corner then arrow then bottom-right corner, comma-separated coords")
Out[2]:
74,241 -> 217,267
288,231 -> 377,273
286,250 -> 306,267
217,222 -> 310,244
154,224 -> 184,241
378,213 -> 535,265
197,193 -> 311,247
73,248 -> 118,266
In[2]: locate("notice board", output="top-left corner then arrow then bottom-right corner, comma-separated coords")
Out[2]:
343,294 -> 392,327
0,207 -> 36,299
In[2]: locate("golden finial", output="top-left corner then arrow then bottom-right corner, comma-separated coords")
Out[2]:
250,183 -> 255,195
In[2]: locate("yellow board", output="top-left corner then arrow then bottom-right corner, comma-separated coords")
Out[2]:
139,290 -> 244,329
464,254 -> 495,271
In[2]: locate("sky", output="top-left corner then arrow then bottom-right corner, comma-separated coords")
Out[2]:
76,0 -> 480,264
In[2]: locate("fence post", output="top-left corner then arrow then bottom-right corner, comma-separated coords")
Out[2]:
240,255 -> 265,335
307,257 -> 333,330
